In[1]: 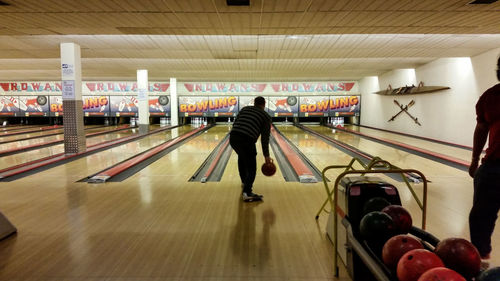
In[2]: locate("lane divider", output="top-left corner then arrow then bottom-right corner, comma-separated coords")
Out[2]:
200,138 -> 230,183
0,125 -> 133,157
296,124 -> 422,183
0,125 -> 40,132
329,125 -> 469,170
87,125 -> 210,183
358,124 -> 474,151
0,125 -> 110,145
271,126 -> 317,183
0,125 -> 179,181
297,125 -> 373,161
0,125 -> 63,137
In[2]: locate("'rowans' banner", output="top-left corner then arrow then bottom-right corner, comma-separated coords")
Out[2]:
270,82 -> 355,93
184,83 -> 267,93
0,81 -> 169,93
181,81 -> 357,94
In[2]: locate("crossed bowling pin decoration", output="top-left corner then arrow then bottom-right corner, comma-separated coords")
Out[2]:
388,99 -> 421,126
118,97 -> 139,112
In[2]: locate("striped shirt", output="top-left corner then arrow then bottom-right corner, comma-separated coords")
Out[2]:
231,105 -> 272,157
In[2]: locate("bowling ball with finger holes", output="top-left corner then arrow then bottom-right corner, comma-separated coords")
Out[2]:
261,160 -> 276,177
397,249 -> 444,281
158,96 -> 169,106
286,96 -> 297,106
37,96 -> 47,105
417,267 -> 466,281
381,205 -> 412,234
434,238 -> 481,279
362,196 -> 391,216
382,234 -> 423,269
359,211 -> 394,244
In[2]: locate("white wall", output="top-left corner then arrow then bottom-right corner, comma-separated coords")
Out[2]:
359,48 -> 500,146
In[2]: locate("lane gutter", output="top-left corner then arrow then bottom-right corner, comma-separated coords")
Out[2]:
189,133 -> 232,183
296,124 -> 423,183
0,125 -> 180,182
0,125 -> 109,145
84,125 -> 214,183
271,125 -> 321,183
329,124 -> 469,172
0,125 -> 134,157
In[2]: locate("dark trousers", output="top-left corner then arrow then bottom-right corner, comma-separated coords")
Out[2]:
229,132 -> 257,194
469,160 -> 500,258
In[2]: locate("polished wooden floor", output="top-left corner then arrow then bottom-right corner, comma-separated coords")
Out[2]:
0,123 -> 497,281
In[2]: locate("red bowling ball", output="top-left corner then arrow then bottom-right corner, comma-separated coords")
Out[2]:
261,160 -> 276,176
382,234 -> 423,268
434,238 -> 481,279
417,267 -> 466,281
382,204 -> 413,234
397,249 -> 444,281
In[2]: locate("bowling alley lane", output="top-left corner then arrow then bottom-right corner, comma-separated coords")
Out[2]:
0,124 -> 126,150
306,125 -> 468,178
0,124 -> 107,144
128,124 -> 232,178
1,125 -> 196,181
0,124 -> 40,132
346,124 -> 473,162
279,125 -> 475,241
0,124 -> 342,280
0,124 -> 161,171
0,126 -> 66,142
88,125 -> 339,280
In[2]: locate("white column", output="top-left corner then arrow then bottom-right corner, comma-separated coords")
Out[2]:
60,42 -> 85,154
170,77 -> 178,126
137,69 -> 149,134
61,43 -> 82,100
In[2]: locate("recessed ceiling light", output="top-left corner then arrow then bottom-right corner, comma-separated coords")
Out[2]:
226,0 -> 250,6
287,35 -> 309,40
468,0 -> 498,4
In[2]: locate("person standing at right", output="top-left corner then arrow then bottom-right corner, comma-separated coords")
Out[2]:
468,56 -> 500,262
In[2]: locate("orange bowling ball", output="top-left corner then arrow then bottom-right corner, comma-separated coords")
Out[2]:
261,160 -> 276,177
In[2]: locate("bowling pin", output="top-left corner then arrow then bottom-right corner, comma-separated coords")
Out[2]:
100,105 -> 106,112
19,97 -> 28,111
8,97 -> 19,109
229,105 -> 234,112
268,101 -> 277,111
18,98 -> 28,111
131,97 -> 138,105
119,98 -> 126,111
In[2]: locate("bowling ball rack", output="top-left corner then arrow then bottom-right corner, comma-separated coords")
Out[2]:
318,157 -> 432,280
